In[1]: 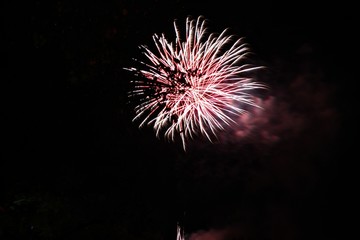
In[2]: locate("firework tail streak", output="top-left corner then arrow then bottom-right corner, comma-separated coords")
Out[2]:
124,16 -> 267,151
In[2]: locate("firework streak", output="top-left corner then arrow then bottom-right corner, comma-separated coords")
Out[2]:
125,16 -> 266,150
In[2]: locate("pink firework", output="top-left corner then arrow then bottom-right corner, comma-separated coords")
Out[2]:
125,16 -> 266,150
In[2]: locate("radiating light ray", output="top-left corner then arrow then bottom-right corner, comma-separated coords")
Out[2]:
124,16 -> 267,151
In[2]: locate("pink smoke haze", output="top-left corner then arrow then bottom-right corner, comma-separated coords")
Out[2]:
209,69 -> 339,150
188,228 -> 230,240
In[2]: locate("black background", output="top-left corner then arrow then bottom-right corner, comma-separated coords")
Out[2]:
2,1 -> 357,239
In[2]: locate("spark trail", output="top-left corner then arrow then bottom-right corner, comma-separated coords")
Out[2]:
125,16 -> 266,150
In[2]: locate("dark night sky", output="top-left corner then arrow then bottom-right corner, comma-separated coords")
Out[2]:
2,1 -> 357,239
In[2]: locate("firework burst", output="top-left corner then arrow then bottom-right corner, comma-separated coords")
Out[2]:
125,16 -> 266,151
